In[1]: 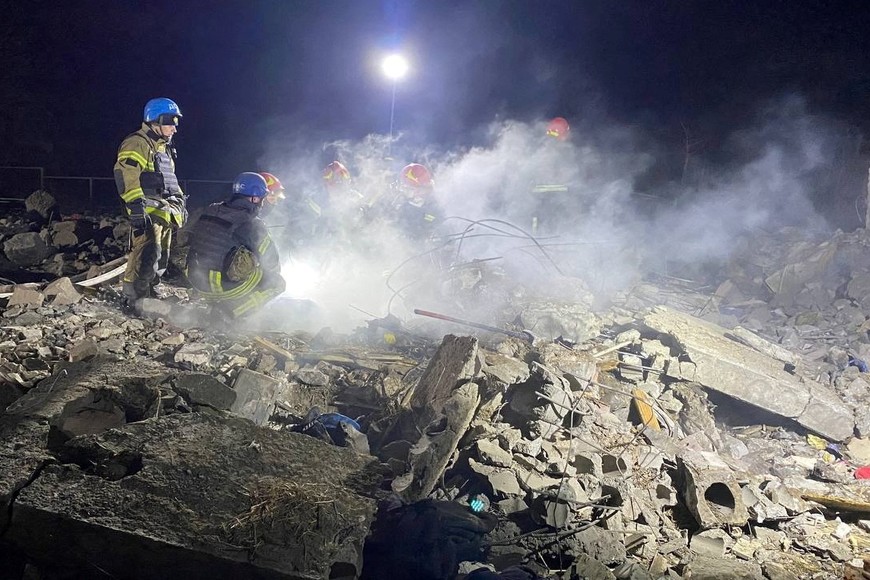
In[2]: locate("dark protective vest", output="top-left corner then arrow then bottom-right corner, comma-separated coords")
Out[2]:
187,200 -> 256,288
153,149 -> 181,198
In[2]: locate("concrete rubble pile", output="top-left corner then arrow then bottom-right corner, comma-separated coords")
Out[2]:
6,195 -> 870,578
0,191 -> 130,280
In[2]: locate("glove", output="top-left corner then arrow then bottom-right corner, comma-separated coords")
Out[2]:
127,201 -> 151,237
165,195 -> 188,228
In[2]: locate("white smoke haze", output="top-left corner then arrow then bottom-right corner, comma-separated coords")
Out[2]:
646,96 -> 839,271
249,94 -> 857,335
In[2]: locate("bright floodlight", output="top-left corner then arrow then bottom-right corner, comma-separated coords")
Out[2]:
382,54 -> 409,80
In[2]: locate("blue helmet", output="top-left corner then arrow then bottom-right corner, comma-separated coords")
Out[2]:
232,172 -> 269,198
143,98 -> 182,123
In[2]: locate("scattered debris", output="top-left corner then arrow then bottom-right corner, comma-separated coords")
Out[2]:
4,199 -> 870,579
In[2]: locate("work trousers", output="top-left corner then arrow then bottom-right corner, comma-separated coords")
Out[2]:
123,218 -> 173,300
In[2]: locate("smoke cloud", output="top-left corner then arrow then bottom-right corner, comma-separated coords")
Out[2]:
250,94 -> 860,335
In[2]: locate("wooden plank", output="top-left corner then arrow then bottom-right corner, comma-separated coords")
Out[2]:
630,389 -> 661,431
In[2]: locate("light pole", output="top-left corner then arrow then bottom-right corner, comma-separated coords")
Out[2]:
381,53 -> 408,156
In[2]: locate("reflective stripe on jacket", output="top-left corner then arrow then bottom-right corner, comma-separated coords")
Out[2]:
114,123 -> 185,226
186,197 -> 280,294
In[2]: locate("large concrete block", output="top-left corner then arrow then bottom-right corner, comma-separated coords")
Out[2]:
231,368 -> 281,425
398,381 -> 480,501
644,306 -> 853,441
174,373 -> 236,410
8,414 -> 377,579
408,334 -> 480,421
2,232 -> 53,266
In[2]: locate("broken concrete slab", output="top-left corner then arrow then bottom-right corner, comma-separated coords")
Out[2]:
726,326 -> 798,366
173,373 -> 237,410
174,342 -> 214,367
682,555 -> 763,579
468,458 -> 523,498
475,439 -> 513,468
0,360 -> 165,531
0,355 -> 378,578
407,334 -> 480,421
570,555 -> 617,580
399,381 -> 480,501
2,232 -> 53,266
43,276 -> 82,305
764,240 -> 837,301
690,529 -> 732,558
7,413 -> 378,579
231,368 -> 282,425
644,306 -> 853,441
6,286 -> 44,308
482,352 -> 531,386
516,299 -> 600,343
50,389 -> 127,439
68,338 -> 101,362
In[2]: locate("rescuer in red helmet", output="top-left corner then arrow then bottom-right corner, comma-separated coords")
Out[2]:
546,117 -> 570,141
385,162 -> 440,240
258,172 -> 287,204
322,160 -> 351,192
529,116 -> 575,234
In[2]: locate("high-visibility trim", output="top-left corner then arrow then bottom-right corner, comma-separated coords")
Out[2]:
197,268 -> 263,301
257,236 -> 271,255
209,270 -> 222,293
145,206 -> 171,222
531,184 -> 568,193
423,213 -> 436,222
306,199 -> 322,216
121,187 -> 144,203
232,292 -> 266,317
118,150 -> 151,169
232,287 -> 280,317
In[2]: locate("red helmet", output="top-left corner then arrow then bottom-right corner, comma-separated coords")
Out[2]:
322,161 -> 351,187
258,172 -> 286,199
401,163 -> 433,189
546,117 -> 570,141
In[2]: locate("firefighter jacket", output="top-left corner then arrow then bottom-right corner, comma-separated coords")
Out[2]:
391,193 -> 439,240
186,197 -> 280,295
114,123 -> 186,227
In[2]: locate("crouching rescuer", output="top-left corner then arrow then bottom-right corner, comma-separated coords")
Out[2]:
185,172 -> 286,321
114,97 -> 187,308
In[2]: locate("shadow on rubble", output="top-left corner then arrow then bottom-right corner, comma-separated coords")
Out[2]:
703,387 -> 809,433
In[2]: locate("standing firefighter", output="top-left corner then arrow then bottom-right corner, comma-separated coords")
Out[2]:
530,116 -> 573,235
114,97 -> 187,309
185,172 -> 286,322
390,163 -> 440,240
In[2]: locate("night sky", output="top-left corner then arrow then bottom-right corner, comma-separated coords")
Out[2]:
1,1 -> 869,187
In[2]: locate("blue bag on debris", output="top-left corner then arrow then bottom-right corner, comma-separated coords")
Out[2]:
291,407 -> 362,447
849,355 -> 869,372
